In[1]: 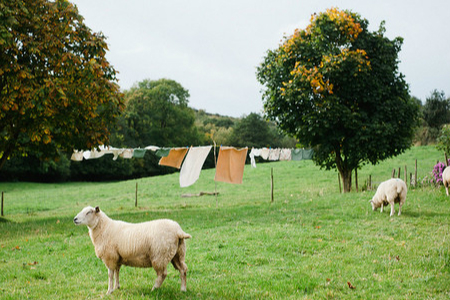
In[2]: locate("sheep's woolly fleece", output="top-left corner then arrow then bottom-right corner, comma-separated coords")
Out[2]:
370,178 -> 407,217
74,206 -> 191,295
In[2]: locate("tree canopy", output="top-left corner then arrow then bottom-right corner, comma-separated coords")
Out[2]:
0,0 -> 124,169
257,8 -> 420,192
112,78 -> 201,148
423,90 -> 450,130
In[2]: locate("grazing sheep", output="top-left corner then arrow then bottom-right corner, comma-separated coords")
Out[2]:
442,167 -> 450,196
370,178 -> 407,216
73,206 -> 191,295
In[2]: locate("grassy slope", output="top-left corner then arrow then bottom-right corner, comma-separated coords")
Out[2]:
0,146 -> 449,299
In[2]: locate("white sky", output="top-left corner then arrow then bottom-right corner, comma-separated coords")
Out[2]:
71,0 -> 450,117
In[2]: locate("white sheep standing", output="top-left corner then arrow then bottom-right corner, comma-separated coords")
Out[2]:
73,206 -> 191,295
442,166 -> 450,196
370,178 -> 407,216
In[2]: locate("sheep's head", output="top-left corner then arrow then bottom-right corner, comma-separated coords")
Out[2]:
74,206 -> 100,228
370,199 -> 378,211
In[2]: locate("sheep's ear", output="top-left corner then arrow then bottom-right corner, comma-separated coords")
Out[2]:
95,206 -> 100,213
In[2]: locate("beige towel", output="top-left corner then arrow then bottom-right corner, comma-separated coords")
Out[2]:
215,147 -> 248,184
179,146 -> 212,187
159,147 -> 188,169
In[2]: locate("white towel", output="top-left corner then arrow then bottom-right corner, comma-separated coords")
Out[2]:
179,146 -> 212,187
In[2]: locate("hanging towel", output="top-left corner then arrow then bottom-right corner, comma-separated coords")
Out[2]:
71,150 -> 84,161
159,147 -> 188,169
133,148 -> 147,158
249,148 -> 262,168
179,146 -> 212,187
155,147 -> 171,158
120,148 -> 134,159
291,148 -> 303,161
279,148 -> 292,161
268,148 -> 281,161
302,148 -> 314,160
215,146 -> 248,184
260,147 -> 270,160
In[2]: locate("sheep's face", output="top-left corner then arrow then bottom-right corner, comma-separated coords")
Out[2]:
74,206 -> 100,227
370,199 -> 379,211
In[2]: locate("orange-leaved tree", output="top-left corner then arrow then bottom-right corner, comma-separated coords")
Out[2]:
0,0 -> 124,170
257,8 -> 420,192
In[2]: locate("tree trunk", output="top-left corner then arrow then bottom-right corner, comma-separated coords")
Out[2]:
339,168 -> 352,193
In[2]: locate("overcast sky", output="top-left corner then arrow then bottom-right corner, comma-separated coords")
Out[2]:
71,0 -> 450,117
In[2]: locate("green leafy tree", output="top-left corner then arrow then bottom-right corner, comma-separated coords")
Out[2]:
0,0 -> 123,170
423,90 -> 450,130
437,124 -> 450,156
112,78 -> 201,147
228,113 -> 296,148
257,8 -> 419,192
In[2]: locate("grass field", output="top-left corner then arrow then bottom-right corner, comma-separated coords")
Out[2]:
1,145 -> 449,299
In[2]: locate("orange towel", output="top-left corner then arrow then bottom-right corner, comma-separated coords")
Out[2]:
215,147 -> 248,184
158,147 -> 188,169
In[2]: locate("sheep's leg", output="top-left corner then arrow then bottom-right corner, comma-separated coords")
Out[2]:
115,267 -> 120,290
398,203 -> 402,216
389,203 -> 395,217
380,202 -> 383,213
152,267 -> 167,291
107,268 -> 115,295
446,186 -> 449,196
172,254 -> 188,291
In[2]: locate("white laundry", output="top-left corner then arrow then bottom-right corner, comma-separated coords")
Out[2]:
179,146 -> 212,188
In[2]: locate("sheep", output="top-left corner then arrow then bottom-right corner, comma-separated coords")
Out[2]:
442,166 -> 450,196
73,206 -> 191,295
370,178 -> 407,216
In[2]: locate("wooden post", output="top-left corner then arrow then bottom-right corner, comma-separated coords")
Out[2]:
398,167 -> 401,179
410,173 -> 413,187
1,191 -> 3,217
338,173 -> 342,193
415,159 -> 418,187
271,168 -> 274,203
446,153 -> 449,166
392,168 -> 396,178
404,165 -> 407,185
135,182 -> 138,207
369,175 -> 372,190
355,168 -> 359,192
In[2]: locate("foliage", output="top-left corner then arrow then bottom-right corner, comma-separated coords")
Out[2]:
423,90 -> 450,130
112,79 -> 201,148
227,113 -> 296,148
437,124 -> 450,154
1,146 -> 449,299
257,8 -> 420,192
0,0 -> 124,170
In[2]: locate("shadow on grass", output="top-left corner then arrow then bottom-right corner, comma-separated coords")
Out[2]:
0,217 -> 12,223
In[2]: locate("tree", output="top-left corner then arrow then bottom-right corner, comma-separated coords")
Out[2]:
257,8 -> 419,192
112,78 -> 201,148
423,90 -> 450,130
228,113 -> 297,148
0,0 -> 124,170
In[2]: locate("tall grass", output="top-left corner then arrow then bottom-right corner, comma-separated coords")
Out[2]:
1,146 -> 449,299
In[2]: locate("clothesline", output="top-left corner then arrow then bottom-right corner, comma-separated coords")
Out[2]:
70,145 -> 313,187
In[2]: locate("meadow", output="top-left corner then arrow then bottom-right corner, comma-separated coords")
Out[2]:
0,145 -> 449,299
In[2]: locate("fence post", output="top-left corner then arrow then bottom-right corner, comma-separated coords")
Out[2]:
404,165 -> 407,185
392,168 -> 396,178
270,168 -> 274,203
415,159 -> 418,187
355,168 -> 359,192
1,191 -> 3,217
135,182 -> 138,207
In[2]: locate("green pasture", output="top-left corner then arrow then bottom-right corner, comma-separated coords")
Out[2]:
0,146 -> 449,299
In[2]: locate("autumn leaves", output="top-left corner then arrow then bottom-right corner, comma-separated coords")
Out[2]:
279,8 -> 371,98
